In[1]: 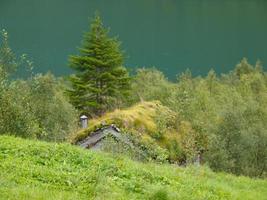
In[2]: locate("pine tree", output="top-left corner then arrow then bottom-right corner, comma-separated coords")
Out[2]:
67,14 -> 130,116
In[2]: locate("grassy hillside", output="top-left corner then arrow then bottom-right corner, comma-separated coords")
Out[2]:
0,136 -> 266,200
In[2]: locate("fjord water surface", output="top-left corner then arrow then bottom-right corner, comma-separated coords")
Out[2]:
1,0 -> 267,79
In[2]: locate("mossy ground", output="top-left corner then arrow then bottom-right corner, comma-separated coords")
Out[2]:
0,135 -> 266,200
71,101 -> 180,150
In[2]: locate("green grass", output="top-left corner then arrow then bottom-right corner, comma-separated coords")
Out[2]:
0,135 -> 266,200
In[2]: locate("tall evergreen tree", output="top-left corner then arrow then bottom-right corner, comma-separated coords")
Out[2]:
67,14 -> 130,116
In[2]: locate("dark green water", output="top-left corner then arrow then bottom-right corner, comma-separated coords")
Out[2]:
1,0 -> 267,79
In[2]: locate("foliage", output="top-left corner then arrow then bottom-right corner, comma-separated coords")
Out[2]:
0,30 -> 78,141
0,73 -> 78,141
98,134 -> 168,163
1,135 -> 266,200
130,68 -> 175,104
27,74 -> 78,141
0,29 -> 17,76
128,60 -> 267,177
67,14 -> 130,116
71,101 -> 176,142
71,101 -> 178,162
2,26 -> 267,178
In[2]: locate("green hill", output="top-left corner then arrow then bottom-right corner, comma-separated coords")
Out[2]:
0,136 -> 266,200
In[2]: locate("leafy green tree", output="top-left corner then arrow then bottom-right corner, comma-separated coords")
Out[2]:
0,29 -> 17,76
0,30 -> 78,141
206,69 -> 217,95
126,58 -> 267,176
235,57 -> 254,78
27,73 -> 78,141
130,68 -> 175,105
67,14 -> 130,116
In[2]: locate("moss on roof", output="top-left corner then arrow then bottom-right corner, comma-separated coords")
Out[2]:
70,101 -> 177,142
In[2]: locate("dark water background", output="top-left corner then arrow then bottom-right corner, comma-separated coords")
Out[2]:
1,0 -> 267,79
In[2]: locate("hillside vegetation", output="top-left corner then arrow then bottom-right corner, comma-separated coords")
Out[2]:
0,135 -> 266,200
72,101 -> 178,142
0,30 -> 78,141
71,101 -> 184,162
128,64 -> 267,177
1,17 -> 267,179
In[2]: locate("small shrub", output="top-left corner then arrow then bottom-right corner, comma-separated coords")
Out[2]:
150,189 -> 169,200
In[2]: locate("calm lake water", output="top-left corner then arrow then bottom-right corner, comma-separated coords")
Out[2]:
1,0 -> 267,79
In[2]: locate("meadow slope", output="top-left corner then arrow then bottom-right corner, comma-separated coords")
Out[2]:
0,136 -> 266,200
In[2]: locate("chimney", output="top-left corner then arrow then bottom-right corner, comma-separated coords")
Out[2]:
80,115 -> 88,129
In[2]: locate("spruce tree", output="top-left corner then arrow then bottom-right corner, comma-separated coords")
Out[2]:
67,14 -> 130,116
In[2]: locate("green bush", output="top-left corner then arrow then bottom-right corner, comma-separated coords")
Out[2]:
0,73 -> 78,141
150,188 -> 169,200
